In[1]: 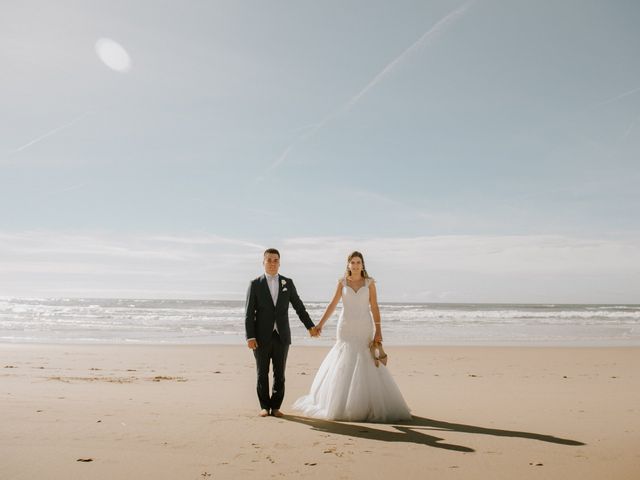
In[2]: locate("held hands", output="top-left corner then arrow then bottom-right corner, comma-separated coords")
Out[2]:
249,328 -> 319,346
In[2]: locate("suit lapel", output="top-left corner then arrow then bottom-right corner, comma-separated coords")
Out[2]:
275,275 -> 286,309
259,275 -> 274,306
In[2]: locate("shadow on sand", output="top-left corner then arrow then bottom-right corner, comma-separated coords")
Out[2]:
282,415 -> 586,452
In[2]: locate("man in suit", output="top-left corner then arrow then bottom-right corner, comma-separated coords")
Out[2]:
245,248 -> 318,417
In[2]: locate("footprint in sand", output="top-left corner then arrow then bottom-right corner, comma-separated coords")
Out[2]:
151,376 -> 187,382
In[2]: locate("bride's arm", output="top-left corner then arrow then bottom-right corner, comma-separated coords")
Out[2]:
317,282 -> 342,332
369,280 -> 383,342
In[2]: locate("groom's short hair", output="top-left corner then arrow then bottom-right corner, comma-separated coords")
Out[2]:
264,248 -> 280,258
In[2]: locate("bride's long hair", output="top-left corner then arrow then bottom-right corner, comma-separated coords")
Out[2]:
345,251 -> 370,279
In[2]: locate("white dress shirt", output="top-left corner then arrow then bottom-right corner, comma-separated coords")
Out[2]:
266,273 -> 279,333
265,273 -> 279,306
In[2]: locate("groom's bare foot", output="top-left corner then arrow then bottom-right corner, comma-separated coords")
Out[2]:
259,409 -> 269,417
271,409 -> 284,418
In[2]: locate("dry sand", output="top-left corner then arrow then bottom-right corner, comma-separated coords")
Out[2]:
1,343 -> 639,479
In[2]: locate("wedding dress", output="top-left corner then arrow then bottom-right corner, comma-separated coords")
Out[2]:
293,278 -> 411,422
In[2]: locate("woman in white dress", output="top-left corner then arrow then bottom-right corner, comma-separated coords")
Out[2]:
293,251 -> 411,422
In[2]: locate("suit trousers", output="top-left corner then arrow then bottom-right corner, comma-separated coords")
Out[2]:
253,331 -> 289,410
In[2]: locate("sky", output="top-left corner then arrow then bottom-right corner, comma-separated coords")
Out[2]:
1,0 -> 639,303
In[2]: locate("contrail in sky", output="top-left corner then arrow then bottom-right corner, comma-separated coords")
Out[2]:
264,0 -> 476,175
621,112 -> 640,141
6,111 -> 91,156
590,85 -> 640,109
589,85 -> 640,160
266,119 -> 331,172
342,0 -> 476,113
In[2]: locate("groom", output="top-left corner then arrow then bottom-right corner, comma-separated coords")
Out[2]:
245,248 -> 318,417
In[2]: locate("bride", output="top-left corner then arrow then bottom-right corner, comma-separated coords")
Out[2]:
293,251 -> 411,422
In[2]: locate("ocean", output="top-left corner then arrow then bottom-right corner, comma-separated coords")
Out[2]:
1,297 -> 639,346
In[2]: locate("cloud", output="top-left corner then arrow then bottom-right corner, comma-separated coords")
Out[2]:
283,234 -> 640,273
146,234 -> 265,250
3,230 -> 637,302
350,189 -> 459,226
0,231 -> 267,299
282,235 -> 640,303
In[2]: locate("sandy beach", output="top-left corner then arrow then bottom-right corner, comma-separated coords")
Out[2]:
1,343 -> 638,479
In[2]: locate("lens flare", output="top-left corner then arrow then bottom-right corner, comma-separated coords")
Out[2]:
95,38 -> 132,72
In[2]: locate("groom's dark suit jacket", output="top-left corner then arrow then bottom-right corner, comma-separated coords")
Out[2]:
245,274 -> 314,345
